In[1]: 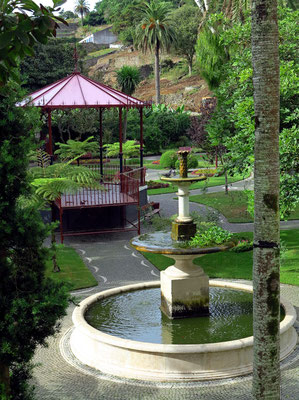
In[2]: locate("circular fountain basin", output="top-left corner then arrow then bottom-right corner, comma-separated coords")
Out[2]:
161,175 -> 207,183
131,231 -> 234,255
70,280 -> 297,382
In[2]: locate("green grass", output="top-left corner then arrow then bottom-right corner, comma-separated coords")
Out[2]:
147,173 -> 248,195
141,229 -> 299,286
45,246 -> 97,290
189,191 -> 299,223
144,162 -> 164,170
85,48 -> 115,60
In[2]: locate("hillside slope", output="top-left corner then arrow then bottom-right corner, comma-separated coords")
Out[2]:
88,47 -> 211,113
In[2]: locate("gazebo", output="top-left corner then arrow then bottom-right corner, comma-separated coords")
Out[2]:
20,71 -> 151,242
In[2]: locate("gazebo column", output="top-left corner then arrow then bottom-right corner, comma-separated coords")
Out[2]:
99,108 -> 104,179
139,107 -> 144,185
119,107 -> 123,173
47,109 -> 53,164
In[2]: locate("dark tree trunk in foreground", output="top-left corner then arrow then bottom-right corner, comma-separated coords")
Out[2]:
0,363 -> 10,397
251,1 -> 280,399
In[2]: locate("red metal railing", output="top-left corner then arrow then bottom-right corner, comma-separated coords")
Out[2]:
87,164 -> 146,185
56,167 -> 146,209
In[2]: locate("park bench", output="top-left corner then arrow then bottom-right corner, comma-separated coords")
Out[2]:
141,202 -> 161,220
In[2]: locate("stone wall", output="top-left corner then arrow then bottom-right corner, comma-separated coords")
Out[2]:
93,28 -> 118,45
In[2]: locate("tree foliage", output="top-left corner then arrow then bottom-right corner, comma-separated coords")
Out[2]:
135,0 -> 177,103
0,81 -> 69,399
74,0 -> 90,25
0,0 -> 67,85
20,39 -> 86,92
54,137 -> 99,161
116,66 -> 141,96
105,140 -> 140,159
171,5 -> 201,75
205,7 -> 298,217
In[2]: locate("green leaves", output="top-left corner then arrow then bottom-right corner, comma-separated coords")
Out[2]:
205,7 -> 298,218
29,160 -> 102,202
0,0 -> 67,85
54,137 -> 99,160
188,223 -> 232,248
116,65 -> 141,96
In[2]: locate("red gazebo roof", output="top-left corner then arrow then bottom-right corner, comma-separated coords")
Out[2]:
19,72 -> 149,109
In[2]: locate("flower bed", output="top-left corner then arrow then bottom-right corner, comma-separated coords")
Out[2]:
191,168 -> 217,177
147,180 -> 169,189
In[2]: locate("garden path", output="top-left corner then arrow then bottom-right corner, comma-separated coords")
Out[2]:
149,175 -> 299,232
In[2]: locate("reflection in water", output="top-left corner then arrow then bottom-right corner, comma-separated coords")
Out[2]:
85,288 -> 285,345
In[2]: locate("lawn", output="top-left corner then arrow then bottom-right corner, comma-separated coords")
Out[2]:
45,246 -> 97,290
189,191 -> 299,222
147,173 -> 248,195
141,229 -> 299,286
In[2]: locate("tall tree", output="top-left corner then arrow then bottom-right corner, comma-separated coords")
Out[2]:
251,0 -> 280,398
0,2 -> 69,397
171,5 -> 201,76
0,81 -> 70,399
74,0 -> 90,26
116,65 -> 141,141
135,0 -> 177,104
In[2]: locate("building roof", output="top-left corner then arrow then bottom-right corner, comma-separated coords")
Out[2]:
19,72 -> 149,109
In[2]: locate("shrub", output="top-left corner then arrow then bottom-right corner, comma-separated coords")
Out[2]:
188,223 -> 232,248
175,154 -> 198,169
160,150 -> 178,168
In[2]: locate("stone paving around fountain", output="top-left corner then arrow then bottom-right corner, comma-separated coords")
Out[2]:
31,178 -> 299,400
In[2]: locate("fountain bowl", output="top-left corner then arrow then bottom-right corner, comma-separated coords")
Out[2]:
70,280 -> 297,382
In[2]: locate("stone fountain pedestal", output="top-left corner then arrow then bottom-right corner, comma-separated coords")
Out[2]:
159,149 -> 210,318
160,254 -> 209,319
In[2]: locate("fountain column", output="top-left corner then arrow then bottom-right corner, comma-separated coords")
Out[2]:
161,150 -> 209,319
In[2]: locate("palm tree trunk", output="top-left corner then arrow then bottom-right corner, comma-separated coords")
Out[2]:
251,1 -> 280,399
188,60 -> 192,77
81,11 -> 84,26
224,169 -> 228,195
154,41 -> 161,104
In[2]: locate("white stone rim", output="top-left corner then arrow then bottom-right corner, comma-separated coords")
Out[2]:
72,280 -> 297,354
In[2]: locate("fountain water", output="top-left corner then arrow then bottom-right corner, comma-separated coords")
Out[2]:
70,150 -> 297,381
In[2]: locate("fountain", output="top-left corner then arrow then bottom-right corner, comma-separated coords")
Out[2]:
69,150 -> 297,381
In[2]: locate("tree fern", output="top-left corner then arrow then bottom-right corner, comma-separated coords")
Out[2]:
29,159 -> 102,202
54,137 -> 99,163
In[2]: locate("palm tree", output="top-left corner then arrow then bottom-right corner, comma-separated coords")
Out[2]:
135,0 -> 176,104
251,0 -> 280,398
116,66 -> 141,141
74,0 -> 90,26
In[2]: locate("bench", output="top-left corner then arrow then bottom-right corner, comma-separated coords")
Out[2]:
141,202 -> 161,220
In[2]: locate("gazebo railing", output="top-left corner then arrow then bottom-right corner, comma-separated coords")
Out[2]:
87,164 -> 146,186
121,167 -> 146,188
